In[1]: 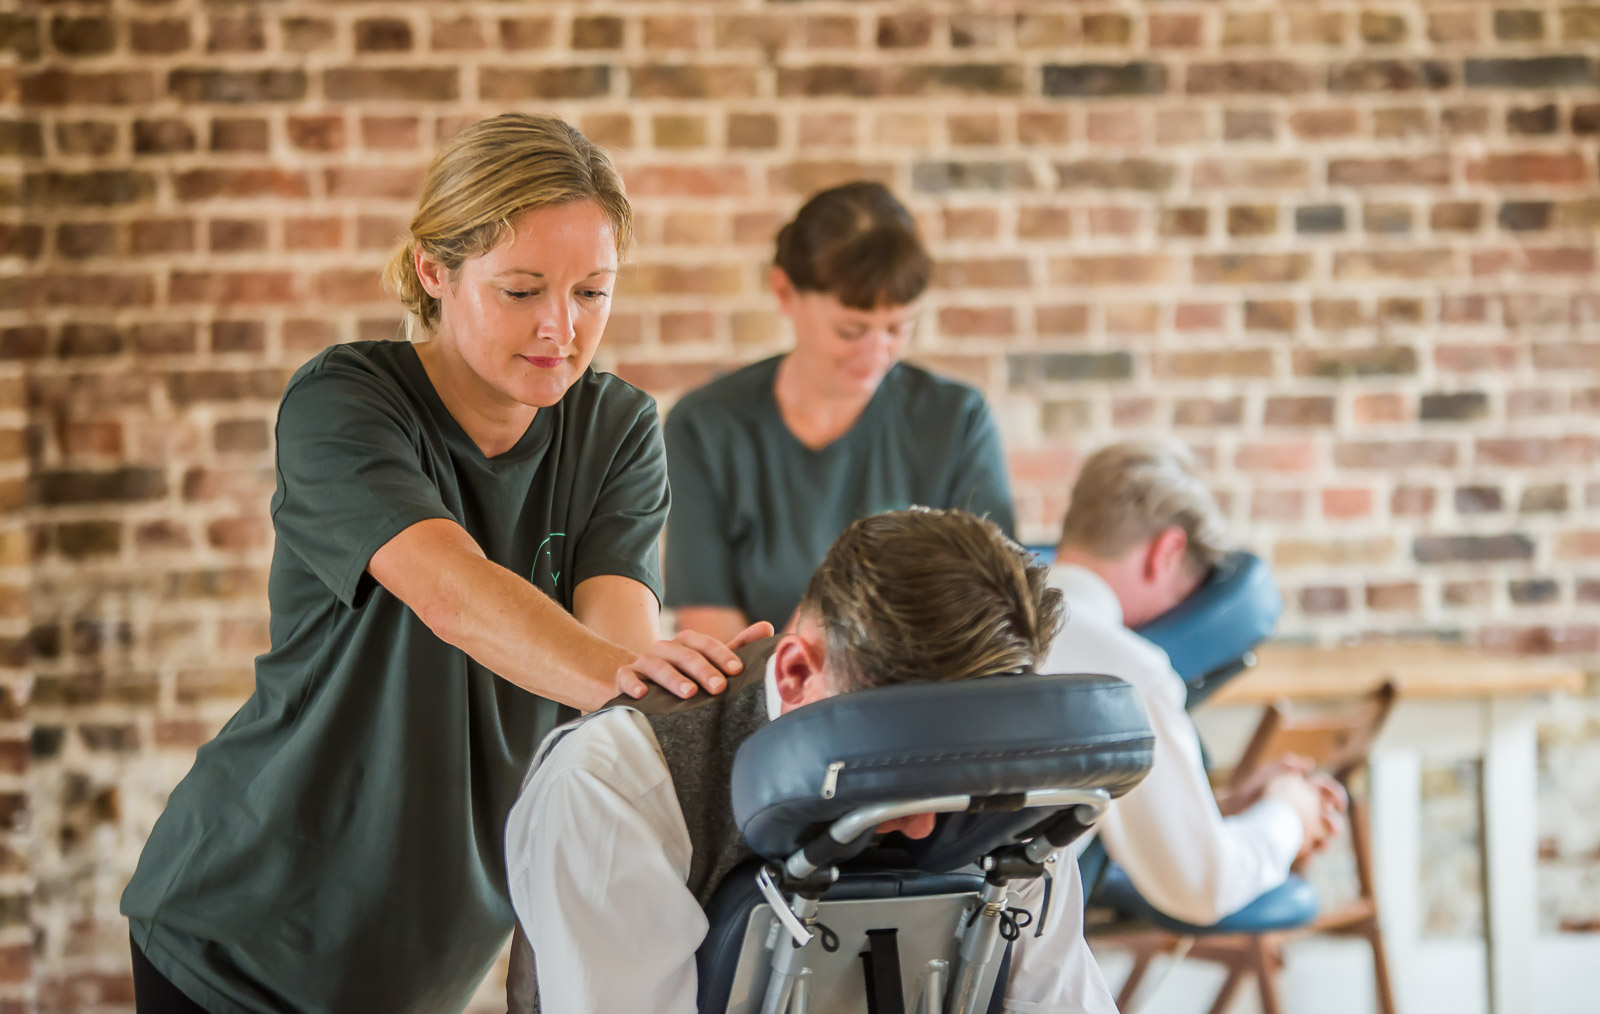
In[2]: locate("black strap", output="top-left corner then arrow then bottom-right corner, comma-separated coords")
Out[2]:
861,928 -> 906,1014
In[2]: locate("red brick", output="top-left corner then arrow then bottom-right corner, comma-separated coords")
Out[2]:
430,16 -> 484,51
1237,441 -> 1318,472
1187,61 -> 1312,94
1051,256 -> 1172,286
1367,583 -> 1420,612
1105,303 -> 1159,333
1479,626 -> 1600,656
1149,13 -> 1204,48
938,258 -> 1031,289
1193,253 -> 1310,284
1323,488 -> 1374,519
1289,108 -> 1361,140
173,169 -> 310,201
656,312 -> 714,345
1334,249 -> 1456,280
1329,155 -> 1450,186
1173,397 -> 1243,427
645,16 -> 701,50
1252,490 -> 1306,521
636,65 -> 760,100
1152,350 -> 1275,379
1392,485 -> 1437,516
1429,10 -> 1481,43
655,109 -> 710,148
325,68 -> 460,102
1035,305 -> 1090,336
624,165 -> 750,198
1174,303 -> 1226,331
942,208 -> 998,241
1467,153 -> 1588,185
170,271 -> 295,305
628,263 -> 745,297
1299,586 -> 1350,615
285,217 -> 343,251
1192,158 -> 1310,189
326,166 -> 426,201
288,115 -> 346,152
1085,111 -> 1145,147
1344,391 -> 1413,426
1334,440 -> 1458,469
1477,437 -> 1598,468
938,307 -> 1015,339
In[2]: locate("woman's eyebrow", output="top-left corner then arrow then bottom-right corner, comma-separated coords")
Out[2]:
492,268 -> 617,279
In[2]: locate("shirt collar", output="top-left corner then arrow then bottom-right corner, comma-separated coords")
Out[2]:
1047,563 -> 1125,627
764,652 -> 782,723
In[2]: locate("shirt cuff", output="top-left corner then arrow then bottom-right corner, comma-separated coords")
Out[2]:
1235,797 -> 1306,871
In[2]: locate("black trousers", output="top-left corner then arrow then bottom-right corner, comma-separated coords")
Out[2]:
131,938 -> 210,1014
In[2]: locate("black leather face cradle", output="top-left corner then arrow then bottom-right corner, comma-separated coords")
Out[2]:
704,672 -> 1155,1014
731,671 -> 1155,865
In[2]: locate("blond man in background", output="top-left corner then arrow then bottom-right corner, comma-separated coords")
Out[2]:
1036,441 -> 1345,930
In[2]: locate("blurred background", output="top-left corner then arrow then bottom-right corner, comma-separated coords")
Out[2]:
3,0 -> 1598,1010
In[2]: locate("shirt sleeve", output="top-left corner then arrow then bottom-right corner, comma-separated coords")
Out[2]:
662,407 -> 743,611
946,395 -> 1017,539
506,713 -> 704,1014
271,362 -> 455,608
1096,659 -> 1304,927
571,397 -> 670,602
1003,849 -> 1119,1014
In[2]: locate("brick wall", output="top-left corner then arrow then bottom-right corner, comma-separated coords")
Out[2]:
6,0 -> 1599,1006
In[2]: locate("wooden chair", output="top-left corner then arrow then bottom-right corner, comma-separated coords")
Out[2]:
1098,681 -> 1399,1014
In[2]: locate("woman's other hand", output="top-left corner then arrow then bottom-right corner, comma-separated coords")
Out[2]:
615,622 -> 775,700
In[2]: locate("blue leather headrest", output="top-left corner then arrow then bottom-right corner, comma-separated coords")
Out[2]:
730,672 -> 1154,864
1134,551 -> 1282,686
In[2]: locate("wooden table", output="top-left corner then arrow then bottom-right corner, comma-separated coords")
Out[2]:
1193,644 -> 1585,1014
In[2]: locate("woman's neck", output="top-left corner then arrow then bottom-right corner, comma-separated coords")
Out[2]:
772,353 -> 878,451
414,337 -> 537,458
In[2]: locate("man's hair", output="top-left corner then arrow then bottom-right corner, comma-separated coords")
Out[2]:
1058,440 -> 1228,575
799,509 -> 1064,693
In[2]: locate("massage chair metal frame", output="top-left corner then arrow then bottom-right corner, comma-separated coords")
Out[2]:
696,671 -> 1156,1014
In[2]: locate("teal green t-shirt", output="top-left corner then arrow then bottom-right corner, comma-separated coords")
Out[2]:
664,356 -> 1015,628
120,340 -> 668,1014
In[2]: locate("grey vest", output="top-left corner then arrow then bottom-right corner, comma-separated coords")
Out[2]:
506,638 -> 780,1013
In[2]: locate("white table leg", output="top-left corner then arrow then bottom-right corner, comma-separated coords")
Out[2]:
1480,699 -> 1538,1014
1370,748 -> 1421,1014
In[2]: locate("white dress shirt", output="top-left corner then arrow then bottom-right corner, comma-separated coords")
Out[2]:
506,658 -> 1118,1014
1045,564 -> 1303,926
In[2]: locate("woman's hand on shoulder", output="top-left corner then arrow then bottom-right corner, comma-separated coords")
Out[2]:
615,622 -> 775,701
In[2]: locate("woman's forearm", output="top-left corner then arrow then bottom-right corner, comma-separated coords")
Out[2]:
370,518 -> 630,710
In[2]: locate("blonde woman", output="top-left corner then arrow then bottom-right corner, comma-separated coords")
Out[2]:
120,114 -> 766,1014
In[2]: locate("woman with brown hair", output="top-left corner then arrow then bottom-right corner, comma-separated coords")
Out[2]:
665,182 -> 1016,640
119,113 -> 764,1014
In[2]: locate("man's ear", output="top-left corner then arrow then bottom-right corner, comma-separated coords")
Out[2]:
771,633 -> 826,712
769,266 -> 798,318
415,245 -> 451,300
1145,526 -> 1189,584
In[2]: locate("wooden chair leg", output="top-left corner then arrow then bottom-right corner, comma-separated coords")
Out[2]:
1203,963 -> 1248,1014
1116,943 -> 1159,1012
1250,937 -> 1283,1014
1363,921 -> 1399,1014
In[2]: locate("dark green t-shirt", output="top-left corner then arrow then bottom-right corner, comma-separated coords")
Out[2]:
120,340 -> 668,1014
663,356 -> 1015,628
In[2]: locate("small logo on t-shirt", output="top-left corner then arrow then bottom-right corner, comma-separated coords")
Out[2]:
533,532 -> 566,591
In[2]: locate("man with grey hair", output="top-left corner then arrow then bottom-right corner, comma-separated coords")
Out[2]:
1034,439 -> 1344,931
